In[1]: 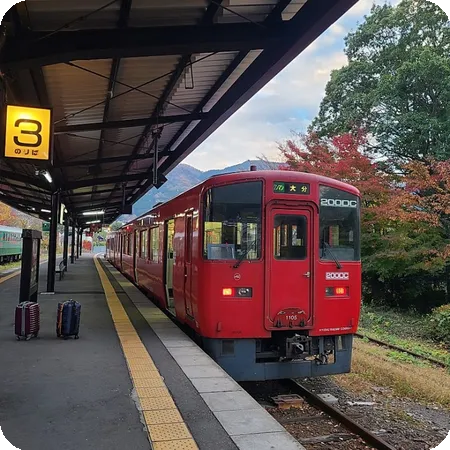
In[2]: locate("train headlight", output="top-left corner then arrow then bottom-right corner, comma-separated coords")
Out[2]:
222,287 -> 253,298
237,287 -> 252,297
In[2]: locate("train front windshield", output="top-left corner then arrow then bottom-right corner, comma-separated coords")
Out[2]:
319,185 -> 361,262
203,181 -> 263,261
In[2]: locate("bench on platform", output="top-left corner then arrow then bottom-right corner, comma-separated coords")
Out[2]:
56,260 -> 67,281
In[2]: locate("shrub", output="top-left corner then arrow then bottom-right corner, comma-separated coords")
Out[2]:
428,305 -> 450,344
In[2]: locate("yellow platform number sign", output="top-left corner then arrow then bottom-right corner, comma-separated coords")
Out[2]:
4,105 -> 52,161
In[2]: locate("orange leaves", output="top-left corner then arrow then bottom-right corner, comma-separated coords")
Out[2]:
393,158 -> 450,227
278,130 -> 394,225
278,131 -> 450,233
0,202 -> 15,225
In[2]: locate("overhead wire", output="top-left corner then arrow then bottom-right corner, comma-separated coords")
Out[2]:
66,62 -> 192,114
56,52 -> 218,125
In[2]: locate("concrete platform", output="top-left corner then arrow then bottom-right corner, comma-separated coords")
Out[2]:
0,256 -> 149,450
0,254 -> 305,450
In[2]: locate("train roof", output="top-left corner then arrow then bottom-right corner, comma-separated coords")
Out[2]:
117,169 -> 361,230
0,225 -> 22,233
203,170 -> 361,195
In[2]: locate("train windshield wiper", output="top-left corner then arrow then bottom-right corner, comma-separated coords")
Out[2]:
322,240 -> 342,270
233,239 -> 256,269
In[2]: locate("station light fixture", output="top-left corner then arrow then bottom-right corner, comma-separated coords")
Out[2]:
41,208 -> 51,213
42,171 -> 53,184
86,219 -> 101,225
82,210 -> 105,216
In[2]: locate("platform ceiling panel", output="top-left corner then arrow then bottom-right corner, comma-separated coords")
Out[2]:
23,0 -> 122,30
108,56 -> 180,121
0,0 -> 357,224
44,60 -> 112,126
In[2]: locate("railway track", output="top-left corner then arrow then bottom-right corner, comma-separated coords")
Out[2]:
354,332 -> 447,368
284,379 -> 396,450
242,379 -> 396,450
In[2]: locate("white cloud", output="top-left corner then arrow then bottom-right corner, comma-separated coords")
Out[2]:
185,0 -> 405,171
185,49 -> 347,170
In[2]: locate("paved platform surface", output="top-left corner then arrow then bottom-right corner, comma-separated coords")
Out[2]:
0,254 -> 304,450
0,256 -> 149,450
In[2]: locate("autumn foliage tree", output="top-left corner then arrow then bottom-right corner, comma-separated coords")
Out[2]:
280,130 -> 390,195
0,202 -> 16,225
278,131 -> 450,311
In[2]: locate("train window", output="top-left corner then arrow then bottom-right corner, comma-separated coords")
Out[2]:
140,230 -> 148,258
126,234 -> 131,255
150,227 -> 159,262
203,181 -> 262,261
319,186 -> 360,261
129,234 -> 134,256
186,216 -> 192,263
273,215 -> 307,260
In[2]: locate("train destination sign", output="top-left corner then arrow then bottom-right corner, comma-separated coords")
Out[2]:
273,181 -> 310,195
4,105 -> 52,161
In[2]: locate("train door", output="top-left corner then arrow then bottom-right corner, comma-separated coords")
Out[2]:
184,213 -> 194,317
134,230 -> 139,283
265,206 -> 313,330
164,219 -> 175,314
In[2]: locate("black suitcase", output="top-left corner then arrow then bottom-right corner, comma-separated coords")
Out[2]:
56,300 -> 81,339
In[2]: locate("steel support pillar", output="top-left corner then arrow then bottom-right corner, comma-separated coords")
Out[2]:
76,227 -> 80,259
46,190 -> 60,293
71,221 -> 76,264
63,216 -> 69,271
79,229 -> 83,257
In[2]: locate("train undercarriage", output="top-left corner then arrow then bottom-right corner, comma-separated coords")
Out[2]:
202,333 -> 354,381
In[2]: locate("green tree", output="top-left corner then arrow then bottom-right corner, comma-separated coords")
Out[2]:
311,0 -> 450,162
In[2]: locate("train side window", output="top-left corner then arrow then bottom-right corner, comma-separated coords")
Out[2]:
274,215 -> 307,260
150,226 -> 159,262
128,234 -> 132,255
140,230 -> 148,258
186,216 -> 192,263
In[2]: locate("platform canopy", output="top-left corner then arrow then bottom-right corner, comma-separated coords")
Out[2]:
0,0 -> 356,227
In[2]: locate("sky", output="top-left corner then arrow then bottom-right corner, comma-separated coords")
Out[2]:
184,0 -> 398,171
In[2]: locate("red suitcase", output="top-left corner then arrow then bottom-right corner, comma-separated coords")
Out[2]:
15,301 -> 40,340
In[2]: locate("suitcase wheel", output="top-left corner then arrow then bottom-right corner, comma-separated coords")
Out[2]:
75,335 -> 79,340
25,335 -> 31,341
16,336 -> 21,341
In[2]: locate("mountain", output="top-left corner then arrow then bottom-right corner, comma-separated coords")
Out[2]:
132,159 -> 280,217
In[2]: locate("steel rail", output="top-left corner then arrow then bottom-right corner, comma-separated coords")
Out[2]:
354,333 -> 447,368
285,379 -> 396,450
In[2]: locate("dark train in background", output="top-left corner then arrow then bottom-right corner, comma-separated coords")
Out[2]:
0,225 -> 22,263
107,169 -> 362,381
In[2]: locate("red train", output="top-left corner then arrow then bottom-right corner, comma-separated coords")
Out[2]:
107,168 -> 361,381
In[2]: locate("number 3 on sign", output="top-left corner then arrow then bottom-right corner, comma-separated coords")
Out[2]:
4,105 -> 52,161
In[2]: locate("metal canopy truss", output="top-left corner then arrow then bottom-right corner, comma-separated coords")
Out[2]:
1,23 -> 283,69
0,0 -> 356,227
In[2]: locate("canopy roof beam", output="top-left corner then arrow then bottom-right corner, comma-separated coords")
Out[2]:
54,112 -> 206,134
1,23 -> 281,69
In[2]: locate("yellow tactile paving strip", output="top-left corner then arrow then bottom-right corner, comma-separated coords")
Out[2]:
94,257 -> 198,449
